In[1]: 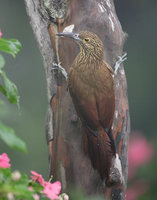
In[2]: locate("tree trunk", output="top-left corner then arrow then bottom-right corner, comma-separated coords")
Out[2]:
24,0 -> 130,199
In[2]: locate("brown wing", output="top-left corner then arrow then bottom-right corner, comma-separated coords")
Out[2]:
69,68 -> 100,130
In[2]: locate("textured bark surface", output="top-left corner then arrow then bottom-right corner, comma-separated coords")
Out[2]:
24,0 -> 130,199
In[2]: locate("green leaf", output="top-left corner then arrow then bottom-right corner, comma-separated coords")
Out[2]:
0,84 -> 6,96
12,185 -> 34,199
0,70 -> 20,109
0,38 -> 22,57
0,54 -> 5,69
30,181 -> 43,193
0,122 -> 27,153
0,168 -> 11,181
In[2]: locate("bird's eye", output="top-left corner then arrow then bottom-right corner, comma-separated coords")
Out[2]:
84,38 -> 90,42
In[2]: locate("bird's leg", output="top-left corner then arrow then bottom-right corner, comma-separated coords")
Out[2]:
114,52 -> 127,75
51,63 -> 68,81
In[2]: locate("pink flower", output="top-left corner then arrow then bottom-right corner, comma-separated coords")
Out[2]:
43,181 -> 61,200
33,194 -> 40,200
0,153 -> 11,169
128,134 -> 154,179
0,30 -> 2,38
30,171 -> 45,186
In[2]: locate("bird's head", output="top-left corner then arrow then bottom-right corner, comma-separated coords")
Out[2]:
56,31 -> 104,61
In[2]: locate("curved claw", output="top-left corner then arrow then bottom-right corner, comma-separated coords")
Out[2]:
114,52 -> 127,75
51,63 -> 68,81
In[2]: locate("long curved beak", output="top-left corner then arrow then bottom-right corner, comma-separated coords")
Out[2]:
56,32 -> 82,42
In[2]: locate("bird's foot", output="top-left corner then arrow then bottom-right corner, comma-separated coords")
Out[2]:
51,63 -> 68,81
114,52 -> 127,75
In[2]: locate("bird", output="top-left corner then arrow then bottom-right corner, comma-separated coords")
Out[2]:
56,31 -> 116,185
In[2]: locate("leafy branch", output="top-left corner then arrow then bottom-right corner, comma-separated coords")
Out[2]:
0,32 -> 27,153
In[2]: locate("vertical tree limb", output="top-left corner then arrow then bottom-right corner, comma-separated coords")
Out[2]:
24,0 -> 130,199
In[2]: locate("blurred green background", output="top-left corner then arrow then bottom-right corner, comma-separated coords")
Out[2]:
0,1 -> 48,178
0,0 -> 157,199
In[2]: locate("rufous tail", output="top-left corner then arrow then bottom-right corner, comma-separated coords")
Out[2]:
83,127 -> 116,182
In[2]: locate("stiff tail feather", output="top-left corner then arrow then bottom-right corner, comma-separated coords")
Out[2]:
83,127 -> 116,182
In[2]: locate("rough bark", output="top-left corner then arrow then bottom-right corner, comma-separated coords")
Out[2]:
24,0 -> 130,199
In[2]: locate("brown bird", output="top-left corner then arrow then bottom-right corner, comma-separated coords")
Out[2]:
56,31 -> 116,184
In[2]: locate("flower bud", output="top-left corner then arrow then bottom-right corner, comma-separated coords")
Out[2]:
33,193 -> 40,200
11,170 -> 21,181
61,193 -> 69,200
28,186 -> 33,191
7,192 -> 14,200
